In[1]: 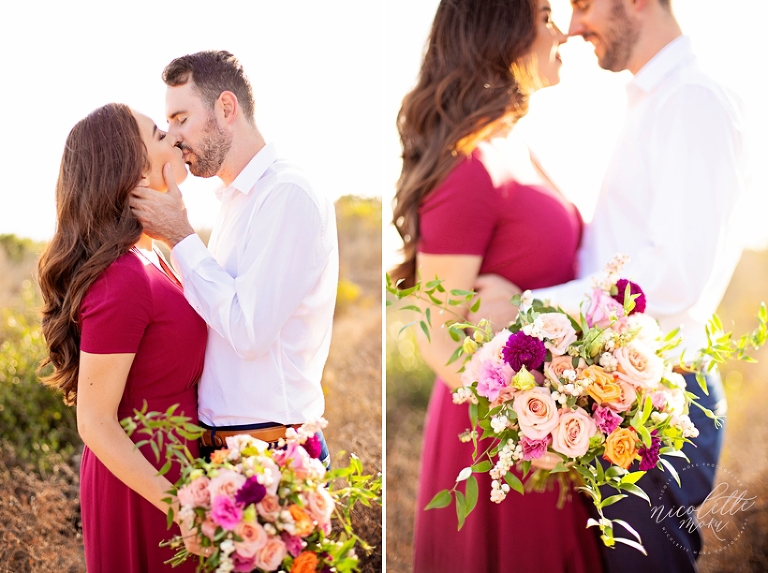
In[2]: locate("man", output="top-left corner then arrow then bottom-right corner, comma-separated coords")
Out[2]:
130,51 -> 338,467
474,1 -> 748,571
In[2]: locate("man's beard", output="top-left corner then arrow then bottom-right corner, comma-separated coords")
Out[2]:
183,114 -> 233,178
598,0 -> 641,72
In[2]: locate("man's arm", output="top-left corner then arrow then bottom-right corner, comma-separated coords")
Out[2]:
171,184 -> 333,360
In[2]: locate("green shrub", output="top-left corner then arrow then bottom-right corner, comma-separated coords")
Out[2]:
0,282 -> 80,473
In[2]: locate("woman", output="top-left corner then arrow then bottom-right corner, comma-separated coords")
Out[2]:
38,103 -> 207,572
391,1 -> 604,571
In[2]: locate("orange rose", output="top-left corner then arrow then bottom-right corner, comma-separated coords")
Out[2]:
582,365 -> 622,405
210,449 -> 231,464
603,427 -> 638,469
291,551 -> 319,573
289,504 -> 315,537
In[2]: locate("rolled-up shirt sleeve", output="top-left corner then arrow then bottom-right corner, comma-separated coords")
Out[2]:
171,185 -> 331,360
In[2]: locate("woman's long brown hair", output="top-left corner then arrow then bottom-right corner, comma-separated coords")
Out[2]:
38,103 -> 148,405
391,0 -> 538,287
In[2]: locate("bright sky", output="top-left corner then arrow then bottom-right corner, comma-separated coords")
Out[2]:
382,0 -> 768,271
0,1 -> 385,241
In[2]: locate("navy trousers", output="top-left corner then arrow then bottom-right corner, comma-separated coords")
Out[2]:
595,372 -> 726,573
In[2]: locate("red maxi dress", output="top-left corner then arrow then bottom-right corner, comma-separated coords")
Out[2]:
79,250 -> 207,572
413,141 -> 605,573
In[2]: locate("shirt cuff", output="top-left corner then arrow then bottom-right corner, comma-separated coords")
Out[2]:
170,234 -> 211,280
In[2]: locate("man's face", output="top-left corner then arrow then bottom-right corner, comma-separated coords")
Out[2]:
569,0 -> 640,72
166,82 -> 232,178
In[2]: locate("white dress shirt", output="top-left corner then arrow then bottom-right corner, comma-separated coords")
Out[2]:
171,143 -> 339,426
535,36 -> 748,358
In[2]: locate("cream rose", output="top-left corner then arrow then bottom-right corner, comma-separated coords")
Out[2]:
551,407 -> 597,458
177,475 -> 211,508
208,469 -> 247,501
253,536 -> 288,571
306,487 -> 335,525
257,494 -> 281,522
539,313 -> 578,356
233,521 -> 268,558
545,355 -> 586,385
614,340 -> 664,389
607,379 -> 637,413
512,387 -> 559,440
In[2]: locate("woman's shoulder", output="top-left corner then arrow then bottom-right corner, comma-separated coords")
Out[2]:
82,251 -> 151,306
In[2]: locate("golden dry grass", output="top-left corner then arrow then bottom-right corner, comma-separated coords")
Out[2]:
386,249 -> 768,573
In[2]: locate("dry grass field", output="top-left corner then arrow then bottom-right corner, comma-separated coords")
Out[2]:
0,196 -> 383,572
386,249 -> 768,573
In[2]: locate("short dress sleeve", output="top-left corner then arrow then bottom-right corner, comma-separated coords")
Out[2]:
79,255 -> 152,354
417,151 -> 500,256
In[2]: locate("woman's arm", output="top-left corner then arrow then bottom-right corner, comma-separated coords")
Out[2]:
414,253 -> 483,390
77,351 -> 174,514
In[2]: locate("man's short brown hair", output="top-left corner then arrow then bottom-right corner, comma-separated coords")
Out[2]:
163,50 -> 255,123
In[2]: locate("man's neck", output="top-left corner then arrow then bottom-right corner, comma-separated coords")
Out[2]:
218,128 -> 267,187
627,16 -> 683,75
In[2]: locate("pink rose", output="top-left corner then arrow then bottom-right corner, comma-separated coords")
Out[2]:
274,443 -> 308,479
513,387 -> 559,440
544,355 -> 586,385
177,476 -> 211,508
233,520 -> 268,558
614,341 -> 663,390
607,379 -> 637,413
208,469 -> 247,501
476,361 -> 514,402
650,391 -> 667,410
210,495 -> 242,531
201,515 -> 218,540
253,536 -> 288,571
257,494 -> 282,522
519,435 -> 551,461
539,313 -> 578,356
585,289 -> 624,328
551,407 -> 597,458
306,487 -> 335,525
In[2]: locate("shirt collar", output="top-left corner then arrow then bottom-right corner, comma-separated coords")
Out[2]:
627,36 -> 696,99
214,142 -> 278,200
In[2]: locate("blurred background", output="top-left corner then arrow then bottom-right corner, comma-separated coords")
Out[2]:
385,1 -> 768,571
0,1 -> 383,570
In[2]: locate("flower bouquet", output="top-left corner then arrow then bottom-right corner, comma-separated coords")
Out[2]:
122,410 -> 381,573
386,254 -> 767,552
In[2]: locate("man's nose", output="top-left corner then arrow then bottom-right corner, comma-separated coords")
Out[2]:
568,14 -> 585,37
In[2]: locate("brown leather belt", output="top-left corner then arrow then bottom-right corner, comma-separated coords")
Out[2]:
200,424 -> 302,448
671,365 -> 692,375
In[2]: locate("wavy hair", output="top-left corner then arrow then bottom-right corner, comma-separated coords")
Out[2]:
391,0 -> 538,287
37,103 -> 147,405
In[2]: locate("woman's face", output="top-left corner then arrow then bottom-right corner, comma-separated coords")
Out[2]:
132,110 -> 188,191
525,0 -> 568,89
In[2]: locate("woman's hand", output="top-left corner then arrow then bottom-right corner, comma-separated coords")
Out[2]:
469,274 -> 522,329
178,514 -> 208,557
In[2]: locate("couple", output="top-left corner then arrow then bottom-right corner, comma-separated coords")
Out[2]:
392,0 -> 745,572
37,51 -> 339,572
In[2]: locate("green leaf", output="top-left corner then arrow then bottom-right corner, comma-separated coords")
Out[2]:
621,471 -> 645,485
450,289 -> 474,296
399,305 -> 422,313
696,372 -> 710,396
470,298 -> 481,314
619,483 -> 651,504
426,307 -> 432,328
425,489 -> 452,510
613,519 -> 643,544
447,346 -> 464,366
636,424 -> 652,449
659,458 -> 681,487
465,476 -> 479,515
550,462 -> 570,474
599,494 -> 627,509
455,490 -> 467,530
613,537 -> 648,555
420,321 -> 431,343
472,460 -> 492,473
504,472 -> 524,494
641,395 -> 653,424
